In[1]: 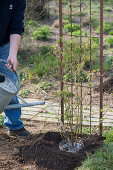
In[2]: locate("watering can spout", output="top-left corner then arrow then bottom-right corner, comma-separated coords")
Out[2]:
5,95 -> 45,110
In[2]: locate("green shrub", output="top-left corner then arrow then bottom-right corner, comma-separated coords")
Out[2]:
108,30 -> 113,35
38,45 -> 52,55
92,64 -> 100,70
62,38 -> 99,83
63,39 -> 99,71
92,37 -> 99,44
64,23 -> 80,32
104,7 -> 112,12
64,71 -> 88,82
104,128 -> 113,142
103,23 -> 112,33
106,37 -> 113,47
28,19 -> 39,27
79,142 -> 113,169
62,0 -> 69,5
63,40 -> 80,67
76,71 -> 88,82
29,45 -> 59,77
96,22 -> 112,34
32,25 -> 51,40
72,30 -> 87,36
103,56 -> 113,71
63,15 -> 74,22
91,16 -> 99,29
38,81 -> 55,91
20,89 -> 31,98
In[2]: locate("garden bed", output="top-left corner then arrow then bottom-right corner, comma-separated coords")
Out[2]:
15,132 -> 105,170
0,120 -> 105,170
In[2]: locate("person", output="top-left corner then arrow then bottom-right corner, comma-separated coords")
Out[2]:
0,0 -> 30,137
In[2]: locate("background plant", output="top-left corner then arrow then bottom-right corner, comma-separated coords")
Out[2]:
37,81 -> 55,91
63,38 -> 99,71
96,22 -> 113,34
32,25 -> 51,40
20,89 -> 31,98
103,56 -> 113,72
72,30 -> 87,36
106,37 -> 113,47
78,142 -> 113,170
28,45 -> 60,78
64,23 -> 80,33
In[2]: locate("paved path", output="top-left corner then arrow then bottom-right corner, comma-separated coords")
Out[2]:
20,98 -> 113,127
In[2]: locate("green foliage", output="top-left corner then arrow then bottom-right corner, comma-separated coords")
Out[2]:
63,15 -> 74,22
103,56 -> 113,71
28,19 -> 39,27
38,81 -> 55,91
63,40 -> 80,68
76,71 -> 88,82
0,115 -> 4,127
64,23 -> 80,32
96,22 -> 112,34
82,127 -> 93,134
63,71 -> 88,83
32,25 -> 51,40
92,64 -> 100,70
106,37 -> 113,47
78,142 -> 113,170
92,37 -> 99,44
38,45 -> 52,55
20,89 -> 31,98
72,30 -> 87,36
78,127 -> 113,170
29,45 -> 59,77
63,38 -> 99,71
104,128 -> 113,142
108,30 -> 113,35
91,16 -> 99,29
62,0 -> 69,5
104,7 -> 113,12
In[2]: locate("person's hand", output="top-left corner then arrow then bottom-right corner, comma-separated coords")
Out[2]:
6,55 -> 18,71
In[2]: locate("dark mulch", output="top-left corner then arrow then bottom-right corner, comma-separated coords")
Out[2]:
94,77 -> 113,94
14,132 -> 105,170
103,77 -> 113,93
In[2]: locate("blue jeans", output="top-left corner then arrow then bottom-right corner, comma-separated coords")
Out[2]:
0,43 -> 23,130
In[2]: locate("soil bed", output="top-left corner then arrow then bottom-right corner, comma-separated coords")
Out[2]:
14,131 -> 105,170
94,77 -> 113,94
103,77 -> 113,94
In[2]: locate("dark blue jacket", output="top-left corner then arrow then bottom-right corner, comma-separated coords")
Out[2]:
0,0 -> 26,45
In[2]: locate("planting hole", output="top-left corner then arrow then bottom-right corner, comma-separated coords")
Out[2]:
59,139 -> 84,153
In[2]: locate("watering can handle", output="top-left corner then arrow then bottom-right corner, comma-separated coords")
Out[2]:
0,59 -> 20,93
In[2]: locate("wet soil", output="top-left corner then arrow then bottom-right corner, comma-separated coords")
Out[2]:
0,120 -> 105,170
94,77 -> 113,94
14,132 -> 105,170
103,77 -> 113,94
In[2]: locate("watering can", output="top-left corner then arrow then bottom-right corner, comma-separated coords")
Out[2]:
0,59 -> 45,113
